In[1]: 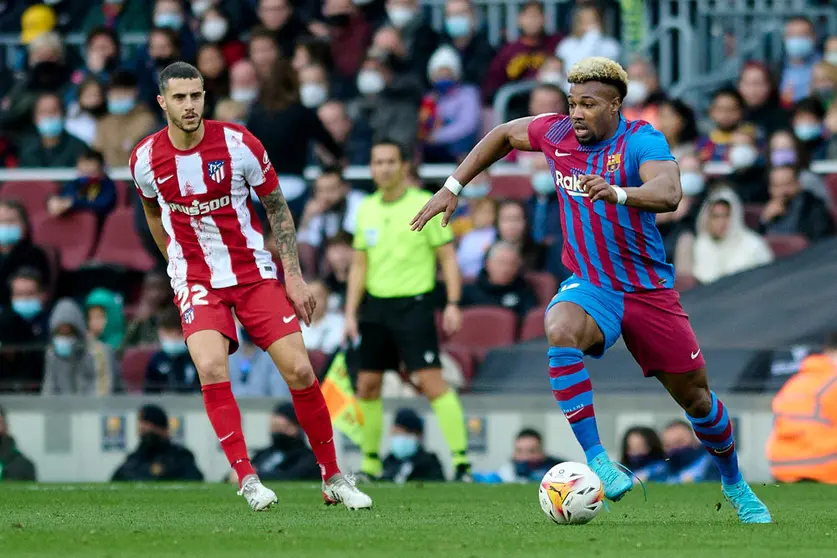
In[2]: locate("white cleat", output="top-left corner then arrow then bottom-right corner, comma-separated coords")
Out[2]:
237,474 -> 277,511
322,474 -> 373,510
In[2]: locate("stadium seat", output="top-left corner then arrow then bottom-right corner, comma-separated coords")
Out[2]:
121,345 -> 157,393
91,207 -> 156,271
765,234 -> 809,258
443,344 -> 475,383
0,180 -> 59,219
489,175 -> 533,200
742,204 -> 763,231
308,349 -> 329,377
519,306 -> 547,342
825,174 -> 837,223
298,243 -> 318,277
525,271 -> 557,306
447,306 -> 518,361
674,274 -> 699,293
32,212 -> 98,270
114,180 -> 132,207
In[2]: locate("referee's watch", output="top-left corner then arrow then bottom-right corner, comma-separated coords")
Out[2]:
446,300 -> 460,307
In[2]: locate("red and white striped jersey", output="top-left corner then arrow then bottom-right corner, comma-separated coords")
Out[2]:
130,120 -> 279,292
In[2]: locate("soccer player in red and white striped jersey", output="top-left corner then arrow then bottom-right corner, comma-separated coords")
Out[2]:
130,62 -> 371,511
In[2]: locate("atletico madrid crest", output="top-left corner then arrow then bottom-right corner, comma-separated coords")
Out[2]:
606,153 -> 621,173
207,160 -> 225,183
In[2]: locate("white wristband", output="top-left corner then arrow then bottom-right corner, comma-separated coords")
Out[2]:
612,185 -> 628,205
444,176 -> 463,196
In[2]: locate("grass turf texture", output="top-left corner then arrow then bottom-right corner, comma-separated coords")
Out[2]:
1,483 -> 835,558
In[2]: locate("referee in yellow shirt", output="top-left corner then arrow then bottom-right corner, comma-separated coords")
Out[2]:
344,139 -> 471,481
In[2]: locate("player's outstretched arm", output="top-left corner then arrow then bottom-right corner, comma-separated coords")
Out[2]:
583,160 -> 682,213
259,186 -> 316,325
410,116 -> 537,231
140,197 -> 169,262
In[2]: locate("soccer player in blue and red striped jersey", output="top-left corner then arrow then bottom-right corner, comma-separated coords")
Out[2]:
411,57 -> 772,523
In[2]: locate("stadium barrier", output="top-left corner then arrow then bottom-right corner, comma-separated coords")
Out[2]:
2,393 -> 777,483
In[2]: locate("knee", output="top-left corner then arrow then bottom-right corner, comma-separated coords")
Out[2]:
356,374 -> 382,399
679,387 -> 712,418
417,370 -> 448,400
284,360 -> 316,391
546,319 -> 584,349
193,354 -> 229,385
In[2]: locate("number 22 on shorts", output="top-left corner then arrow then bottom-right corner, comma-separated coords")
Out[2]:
177,284 -> 209,322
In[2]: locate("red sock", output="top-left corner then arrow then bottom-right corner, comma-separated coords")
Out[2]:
202,381 -> 255,485
291,378 -> 340,481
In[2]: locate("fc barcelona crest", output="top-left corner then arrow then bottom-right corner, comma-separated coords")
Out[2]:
207,160 -> 226,183
606,153 -> 621,173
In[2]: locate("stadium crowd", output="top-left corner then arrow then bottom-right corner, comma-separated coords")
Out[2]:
1,0 -> 837,395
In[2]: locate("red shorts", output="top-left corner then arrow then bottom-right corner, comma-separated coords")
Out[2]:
174,279 -> 300,353
621,288 -> 705,376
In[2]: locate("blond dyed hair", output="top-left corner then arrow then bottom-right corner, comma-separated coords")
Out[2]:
567,57 -> 629,100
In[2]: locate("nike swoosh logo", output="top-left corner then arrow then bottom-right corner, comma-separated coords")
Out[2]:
565,409 -> 584,420
157,175 -> 173,184
283,315 -> 296,324
554,151 -> 572,158
219,432 -> 234,442
691,349 -> 701,359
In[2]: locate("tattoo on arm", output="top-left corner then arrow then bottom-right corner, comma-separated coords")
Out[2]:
260,187 -> 301,277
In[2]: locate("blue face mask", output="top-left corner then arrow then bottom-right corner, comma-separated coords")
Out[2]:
53,335 -> 76,358
390,434 -> 419,460
37,117 -> 63,138
0,224 -> 22,245
794,123 -> 822,142
445,15 -> 472,38
433,78 -> 456,95
532,171 -> 555,195
161,337 -> 187,357
462,182 -> 490,199
155,13 -> 184,30
12,298 -> 42,320
107,97 -> 135,116
785,36 -> 814,59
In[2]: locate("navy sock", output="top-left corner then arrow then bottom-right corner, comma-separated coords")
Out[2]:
547,347 -> 605,462
687,391 -> 743,485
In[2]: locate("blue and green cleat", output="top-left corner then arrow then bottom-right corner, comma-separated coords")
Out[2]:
589,453 -> 633,502
722,480 -> 773,523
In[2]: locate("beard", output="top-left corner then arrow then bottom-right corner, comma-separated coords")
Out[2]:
170,112 -> 203,133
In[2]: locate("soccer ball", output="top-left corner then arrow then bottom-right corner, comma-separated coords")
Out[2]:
539,462 -> 605,525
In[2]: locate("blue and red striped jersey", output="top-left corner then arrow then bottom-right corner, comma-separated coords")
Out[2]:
527,113 -> 676,292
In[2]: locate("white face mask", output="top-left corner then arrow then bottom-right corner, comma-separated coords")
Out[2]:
192,0 -> 211,17
201,19 -> 228,42
623,80 -> 648,106
679,171 -> 705,196
300,83 -> 328,108
387,6 -> 415,28
230,88 -> 258,104
357,70 -> 385,96
728,144 -> 758,169
826,52 -> 837,66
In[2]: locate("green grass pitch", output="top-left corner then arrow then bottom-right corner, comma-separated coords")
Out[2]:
1,483 -> 835,558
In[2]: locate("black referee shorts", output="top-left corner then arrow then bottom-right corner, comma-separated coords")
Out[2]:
358,292 -> 442,373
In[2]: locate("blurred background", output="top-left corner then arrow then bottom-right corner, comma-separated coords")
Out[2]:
0,0 -> 836,485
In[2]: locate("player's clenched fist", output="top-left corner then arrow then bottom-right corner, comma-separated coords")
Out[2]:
579,175 -> 619,204
285,275 -> 316,326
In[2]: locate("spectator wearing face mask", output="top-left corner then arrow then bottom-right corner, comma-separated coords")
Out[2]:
198,6 -> 246,66
0,268 -> 50,393
93,70 -> 156,167
419,46 -> 480,164
196,43 -> 231,119
247,403 -> 320,482
46,149 -> 117,223
317,100 -> 371,166
687,187 -> 773,285
227,59 -> 259,114
42,298 -> 118,396
300,280 -> 344,355
144,307 -> 199,394
780,16 -> 820,105
322,0 -> 373,79
483,1 -> 562,104
725,129 -> 767,204
621,57 -> 667,129
65,77 -> 107,147
738,62 -> 790,138
384,0 -> 439,82
83,0 -> 152,35
151,0 -> 196,62
476,428 -> 562,484
658,153 -> 704,266
462,241 -> 538,318
0,201 -> 51,308
111,404 -> 204,482
760,165 -> 835,243
654,99 -> 698,163
555,4 -> 620,76
661,420 -> 721,484
791,97 -> 829,160
456,197 -> 497,279
535,56 -> 569,94
18,92 -> 87,168
526,159 -> 568,281
85,288 -> 126,353
136,27 -> 182,114
766,129 -> 829,201
811,62 -> 837,111
619,426 -> 667,483
440,0 -> 495,88
695,87 -> 755,163
68,27 -> 122,109
227,325 -> 289,398
298,63 -> 331,110
381,408 -> 445,483
826,36 -> 837,67
297,167 -> 364,249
